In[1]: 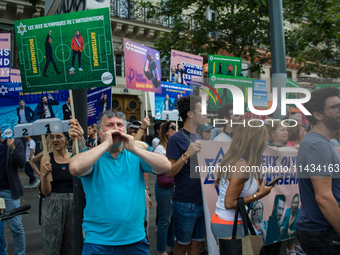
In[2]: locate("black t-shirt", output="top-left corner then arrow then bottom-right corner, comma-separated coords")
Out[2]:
166,129 -> 202,203
50,152 -> 73,193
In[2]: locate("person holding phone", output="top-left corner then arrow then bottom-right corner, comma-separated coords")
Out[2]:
211,121 -> 274,242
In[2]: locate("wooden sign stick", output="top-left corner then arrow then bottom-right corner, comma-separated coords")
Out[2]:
69,90 -> 79,154
145,91 -> 149,135
41,134 -> 52,182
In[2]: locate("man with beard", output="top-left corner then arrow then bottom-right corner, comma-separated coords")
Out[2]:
265,195 -> 286,253
296,86 -> 340,254
68,111 -> 170,254
36,94 -> 59,119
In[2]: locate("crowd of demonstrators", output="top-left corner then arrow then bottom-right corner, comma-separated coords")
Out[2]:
7,87 -> 340,255
154,121 -> 177,255
212,122 -> 274,242
166,95 -> 206,255
40,132 -> 74,254
296,86 -> 340,255
0,128 -> 26,255
212,103 -> 243,142
68,111 -> 170,254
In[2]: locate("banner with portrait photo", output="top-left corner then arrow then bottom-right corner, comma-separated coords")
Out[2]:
154,81 -> 193,120
0,78 -> 69,139
14,8 -> 115,92
0,33 -> 10,83
170,50 -> 203,85
197,141 -> 303,254
87,86 -> 112,126
124,38 -> 162,93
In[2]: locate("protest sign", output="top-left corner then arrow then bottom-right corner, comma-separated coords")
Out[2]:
87,86 -> 112,126
208,75 -> 254,110
154,81 -> 193,120
0,77 -> 69,139
197,141 -> 307,253
253,80 -> 268,108
124,38 -> 161,93
170,50 -> 203,85
0,33 -> 10,83
14,8 -> 115,92
208,55 -> 242,77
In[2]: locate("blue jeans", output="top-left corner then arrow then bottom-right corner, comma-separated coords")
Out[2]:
297,228 -> 340,255
0,190 -> 26,255
24,162 -> 36,184
0,221 -> 5,255
82,236 -> 150,255
172,201 -> 206,245
155,181 -> 174,252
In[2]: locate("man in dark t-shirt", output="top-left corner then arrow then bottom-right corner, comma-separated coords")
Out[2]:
166,95 -> 206,255
296,86 -> 340,255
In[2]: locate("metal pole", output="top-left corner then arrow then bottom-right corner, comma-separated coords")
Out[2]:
72,88 -> 87,255
268,0 -> 287,119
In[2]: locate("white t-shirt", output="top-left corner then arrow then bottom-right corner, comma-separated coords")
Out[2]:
152,137 -> 160,151
44,105 -> 51,118
25,139 -> 36,162
215,164 -> 258,221
213,132 -> 232,142
154,144 -> 166,156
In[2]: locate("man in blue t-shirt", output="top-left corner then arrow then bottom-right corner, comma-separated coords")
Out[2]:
68,111 -> 171,255
296,86 -> 340,255
166,95 -> 206,255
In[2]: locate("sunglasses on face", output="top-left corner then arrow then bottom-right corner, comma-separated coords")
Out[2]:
169,126 -> 177,130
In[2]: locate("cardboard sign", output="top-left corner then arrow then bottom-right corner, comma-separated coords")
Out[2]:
14,8 -> 115,92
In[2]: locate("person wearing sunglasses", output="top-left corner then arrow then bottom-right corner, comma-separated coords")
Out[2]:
154,121 -> 177,255
68,111 -> 171,255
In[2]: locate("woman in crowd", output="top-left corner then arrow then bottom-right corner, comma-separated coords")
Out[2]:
268,121 -> 288,147
280,194 -> 300,255
154,121 -> 177,255
40,132 -> 74,255
152,121 -> 163,151
211,121 -> 274,242
286,124 -> 306,147
251,200 -> 267,243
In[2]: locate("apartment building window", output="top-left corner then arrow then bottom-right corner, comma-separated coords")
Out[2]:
115,54 -> 125,77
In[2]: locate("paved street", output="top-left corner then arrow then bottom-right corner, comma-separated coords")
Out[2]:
4,172 -> 287,255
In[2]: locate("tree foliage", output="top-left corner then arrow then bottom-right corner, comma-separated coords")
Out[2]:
283,0 -> 340,78
140,0 -> 340,77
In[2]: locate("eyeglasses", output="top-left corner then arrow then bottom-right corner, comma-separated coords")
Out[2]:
324,104 -> 340,113
169,126 -> 177,130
